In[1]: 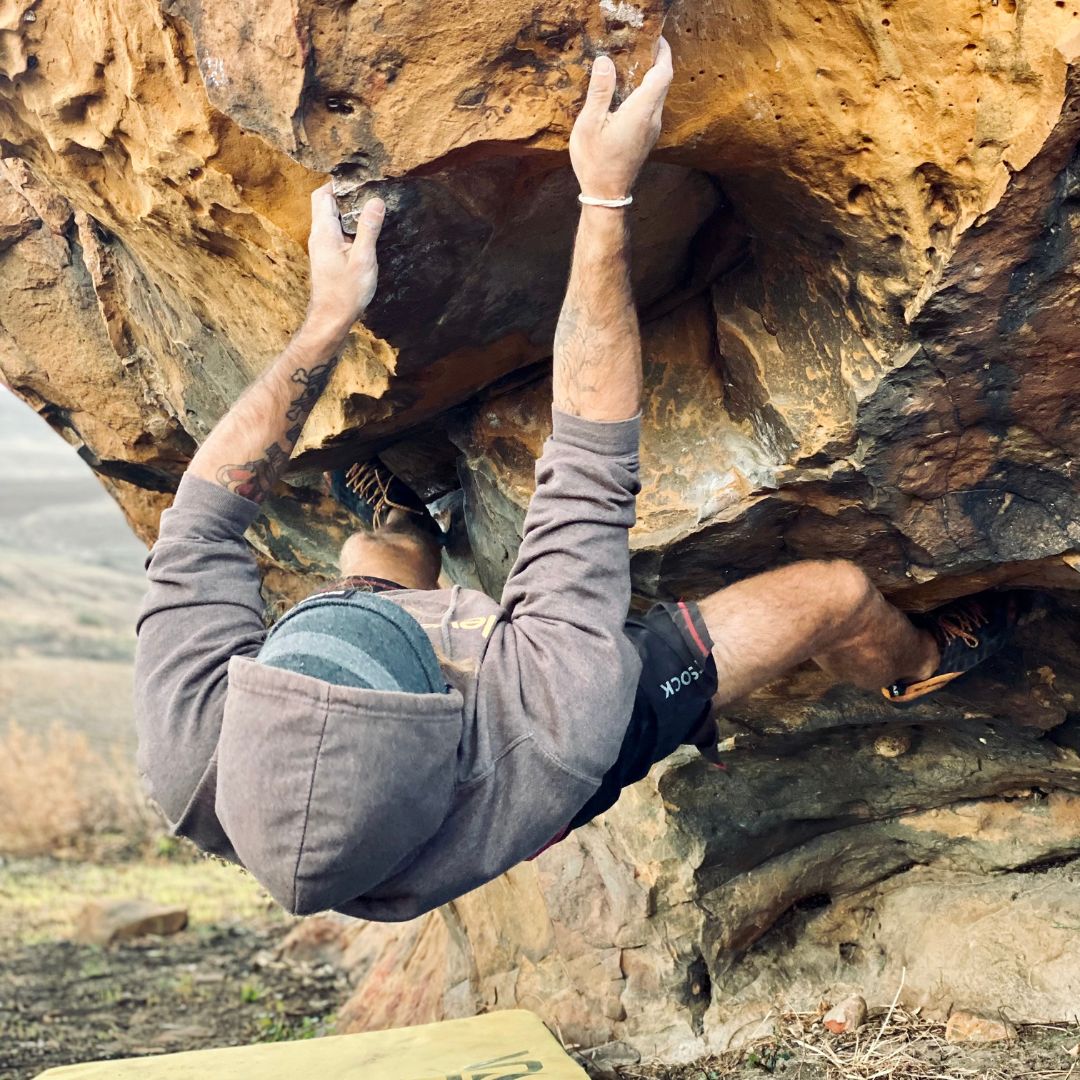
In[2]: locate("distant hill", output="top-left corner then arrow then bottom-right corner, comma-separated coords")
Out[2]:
0,388 -> 147,753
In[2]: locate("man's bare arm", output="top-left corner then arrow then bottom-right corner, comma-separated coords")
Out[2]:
186,187 -> 385,503
554,211 -> 639,421
553,41 -> 672,423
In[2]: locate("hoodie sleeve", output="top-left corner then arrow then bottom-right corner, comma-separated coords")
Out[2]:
134,472 -> 268,824
495,408 -> 643,780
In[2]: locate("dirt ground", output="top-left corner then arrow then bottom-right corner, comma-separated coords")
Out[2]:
3,856 -> 1080,1080
0,855 -> 348,1079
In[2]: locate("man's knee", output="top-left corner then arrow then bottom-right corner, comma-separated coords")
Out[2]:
803,560 -> 878,631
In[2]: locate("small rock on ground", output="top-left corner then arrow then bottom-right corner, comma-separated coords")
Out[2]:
73,899 -> 188,946
945,1010 -> 1018,1044
823,994 -> 868,1033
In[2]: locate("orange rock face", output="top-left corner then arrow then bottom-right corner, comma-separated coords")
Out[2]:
2,0 -> 1080,1060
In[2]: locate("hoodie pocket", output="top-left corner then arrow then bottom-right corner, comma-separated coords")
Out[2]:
216,656 -> 463,915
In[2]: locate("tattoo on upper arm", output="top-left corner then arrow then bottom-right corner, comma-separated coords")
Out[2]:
215,363 -> 335,503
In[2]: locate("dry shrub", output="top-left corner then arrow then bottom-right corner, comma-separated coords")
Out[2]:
0,722 -> 156,858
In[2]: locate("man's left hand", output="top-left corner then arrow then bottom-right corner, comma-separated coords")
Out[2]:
304,184 -> 385,344
569,38 -> 673,203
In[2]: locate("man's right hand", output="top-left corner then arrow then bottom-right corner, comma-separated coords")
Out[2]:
304,184 -> 385,348
568,38 -> 673,202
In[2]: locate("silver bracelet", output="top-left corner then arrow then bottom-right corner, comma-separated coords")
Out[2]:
578,193 -> 633,208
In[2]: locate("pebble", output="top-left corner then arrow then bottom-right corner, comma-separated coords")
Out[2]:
73,899 -> 188,947
945,1010 -> 1017,1044
823,994 -> 868,1033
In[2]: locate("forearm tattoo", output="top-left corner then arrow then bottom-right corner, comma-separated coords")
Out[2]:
550,209 -> 640,417
216,363 -> 334,503
553,263 -> 636,417
217,442 -> 291,503
285,363 -> 333,423
554,296 -> 609,416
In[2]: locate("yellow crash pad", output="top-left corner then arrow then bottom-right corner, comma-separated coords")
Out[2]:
35,1009 -> 587,1079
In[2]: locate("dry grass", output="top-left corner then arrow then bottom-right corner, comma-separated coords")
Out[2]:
771,1010 -> 1059,1080
615,987 -> 1080,1080
0,721 -> 157,859
0,853 -> 288,946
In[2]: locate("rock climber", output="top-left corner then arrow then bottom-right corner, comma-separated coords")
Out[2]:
134,39 -> 1031,921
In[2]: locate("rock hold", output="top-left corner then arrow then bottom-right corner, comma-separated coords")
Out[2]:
874,732 -> 912,759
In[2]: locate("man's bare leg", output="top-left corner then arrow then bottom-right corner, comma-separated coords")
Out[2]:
696,560 -> 939,708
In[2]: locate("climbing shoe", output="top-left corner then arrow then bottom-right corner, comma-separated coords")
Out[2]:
882,590 -> 1035,705
330,459 -> 445,543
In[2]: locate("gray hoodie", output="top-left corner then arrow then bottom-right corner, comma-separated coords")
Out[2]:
134,409 -> 641,921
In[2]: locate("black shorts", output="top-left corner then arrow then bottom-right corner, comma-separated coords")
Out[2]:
567,601 -> 718,831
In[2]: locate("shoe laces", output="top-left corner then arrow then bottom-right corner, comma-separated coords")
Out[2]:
344,461 -> 423,530
936,603 -> 988,650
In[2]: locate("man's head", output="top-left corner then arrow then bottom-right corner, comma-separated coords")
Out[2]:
338,508 -> 442,590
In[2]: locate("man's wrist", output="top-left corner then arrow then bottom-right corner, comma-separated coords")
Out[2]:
579,201 -> 629,224
293,312 -> 352,363
576,204 -> 629,258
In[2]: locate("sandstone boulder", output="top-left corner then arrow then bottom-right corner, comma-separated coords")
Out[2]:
3,0 -> 1080,1062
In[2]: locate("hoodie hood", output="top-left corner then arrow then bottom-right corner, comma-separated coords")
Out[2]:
214,655 -> 464,915
257,591 -> 447,693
